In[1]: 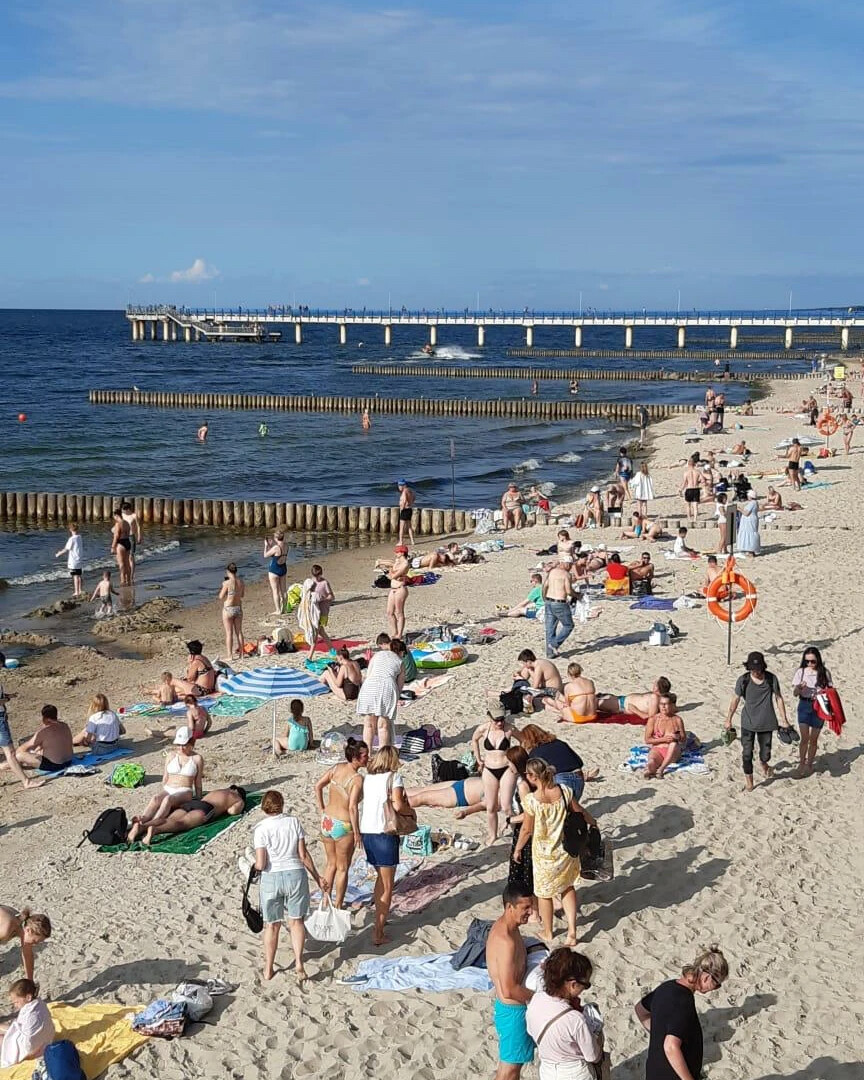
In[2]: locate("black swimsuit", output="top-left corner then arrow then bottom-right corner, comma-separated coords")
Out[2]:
483,730 -> 511,780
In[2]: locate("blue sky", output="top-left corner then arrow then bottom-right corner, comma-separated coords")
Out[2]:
0,0 -> 862,309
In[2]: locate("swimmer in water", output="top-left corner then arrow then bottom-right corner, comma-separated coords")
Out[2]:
362,408 -> 371,431
197,422 -> 209,442
258,422 -> 269,437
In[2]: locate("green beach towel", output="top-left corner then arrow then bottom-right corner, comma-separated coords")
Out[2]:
100,793 -> 262,855
209,695 -> 265,718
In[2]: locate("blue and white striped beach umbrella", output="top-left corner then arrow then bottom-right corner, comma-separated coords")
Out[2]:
220,666 -> 328,754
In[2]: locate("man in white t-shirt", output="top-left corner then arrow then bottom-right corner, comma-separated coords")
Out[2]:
55,523 -> 84,596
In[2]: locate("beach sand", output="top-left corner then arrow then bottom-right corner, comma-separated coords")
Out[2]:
1,373 -> 863,1078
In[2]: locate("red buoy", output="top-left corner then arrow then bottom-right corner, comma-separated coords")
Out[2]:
17,413 -> 27,423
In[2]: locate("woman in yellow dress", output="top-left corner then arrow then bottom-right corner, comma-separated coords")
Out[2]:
512,758 -> 597,946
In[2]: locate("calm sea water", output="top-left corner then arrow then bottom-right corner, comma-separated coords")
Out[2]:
0,309 -> 809,632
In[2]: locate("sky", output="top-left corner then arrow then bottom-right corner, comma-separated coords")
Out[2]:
0,0 -> 863,310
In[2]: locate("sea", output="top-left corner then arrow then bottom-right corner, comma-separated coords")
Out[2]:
0,309 -> 813,637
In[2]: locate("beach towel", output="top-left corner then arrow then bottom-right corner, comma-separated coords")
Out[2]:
596,713 -> 648,726
99,793 -> 263,854
391,862 -> 471,915
620,744 -> 709,775
297,578 -> 321,651
406,572 -> 440,586
629,597 -> 676,611
293,638 -> 365,651
398,673 -> 455,708
311,855 -> 423,908
209,695 -> 265,718
0,1003 -> 149,1080
345,953 -> 494,993
125,695 -> 219,717
35,746 -> 132,777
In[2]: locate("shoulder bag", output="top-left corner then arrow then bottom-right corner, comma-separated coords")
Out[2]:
383,773 -> 418,836
242,866 -> 264,934
560,790 -> 589,858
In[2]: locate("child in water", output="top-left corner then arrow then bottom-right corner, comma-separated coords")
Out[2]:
274,699 -> 313,754
90,570 -> 117,617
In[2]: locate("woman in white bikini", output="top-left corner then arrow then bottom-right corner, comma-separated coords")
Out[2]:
218,563 -> 245,660
127,727 -> 203,842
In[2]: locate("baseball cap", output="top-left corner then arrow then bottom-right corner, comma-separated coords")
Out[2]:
173,725 -> 193,745
394,545 -> 409,554
590,485 -> 600,493
743,651 -> 766,672
488,706 -> 506,721
397,478 -> 407,485
560,554 -> 573,564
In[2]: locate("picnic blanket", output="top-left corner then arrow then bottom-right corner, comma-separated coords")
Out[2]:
209,695 -> 264,718
620,743 -> 709,775
36,746 -> 132,777
99,793 -> 263,854
629,597 -> 676,611
125,695 -> 219,717
311,855 -> 423,908
391,862 -> 471,915
0,1002 -> 149,1080
344,953 -> 494,993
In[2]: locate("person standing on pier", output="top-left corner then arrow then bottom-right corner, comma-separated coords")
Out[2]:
397,480 -> 416,546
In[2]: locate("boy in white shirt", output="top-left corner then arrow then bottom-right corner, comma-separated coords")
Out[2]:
55,523 -> 84,596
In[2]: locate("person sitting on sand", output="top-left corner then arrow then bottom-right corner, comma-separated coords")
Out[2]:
132,785 -> 247,847
741,400 -> 754,416
643,693 -> 686,778
503,573 -> 544,618
72,693 -> 125,747
731,439 -> 750,458
170,641 -> 218,698
501,483 -> 525,530
127,727 -> 203,842
597,676 -> 672,719
546,664 -> 598,726
318,647 -> 362,701
184,695 -> 212,740
628,551 -> 655,591
8,705 -> 73,774
274,699 -> 313,754
673,526 -> 699,558
0,978 -> 55,1067
620,511 -> 661,542
606,479 -> 626,516
701,555 -> 722,595
152,671 -> 178,706
514,650 -> 564,707
584,486 -> 604,527
406,775 -> 486,815
604,552 -> 630,591
0,910 -> 51,983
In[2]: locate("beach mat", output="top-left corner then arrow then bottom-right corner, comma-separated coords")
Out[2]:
596,713 -> 648,726
209,695 -> 265,718
35,746 -> 132,777
0,1002 -> 149,1080
391,862 -> 471,915
345,953 -> 493,994
312,855 -> 423,908
398,672 -> 455,707
620,744 -> 709,775
125,695 -> 219,717
100,793 -> 262,854
629,597 -> 676,611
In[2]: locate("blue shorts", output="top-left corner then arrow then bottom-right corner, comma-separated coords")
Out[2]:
554,771 -> 585,801
797,698 -> 824,729
259,869 -> 310,923
0,714 -> 11,749
493,1000 -> 534,1065
362,832 -> 400,868
452,779 -> 468,808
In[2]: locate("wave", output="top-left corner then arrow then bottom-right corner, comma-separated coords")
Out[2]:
582,428 -> 607,435
514,458 -> 541,472
6,540 -> 180,586
552,452 -> 582,464
406,347 -> 483,361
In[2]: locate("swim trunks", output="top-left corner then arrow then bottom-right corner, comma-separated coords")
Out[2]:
684,488 -> 701,503
399,508 -> 413,522
184,799 -> 217,822
787,461 -> 799,471
493,1000 -> 534,1066
39,756 -> 72,773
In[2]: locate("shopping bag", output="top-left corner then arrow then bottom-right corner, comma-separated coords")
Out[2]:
305,898 -> 351,943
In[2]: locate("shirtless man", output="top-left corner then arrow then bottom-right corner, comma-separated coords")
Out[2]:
120,501 -> 142,583
597,676 -> 672,718
197,421 -> 209,442
6,705 -> 73,775
547,662 -> 598,724
643,693 -> 686,778
541,558 -> 575,658
136,785 -> 246,846
515,650 -> 564,706
784,438 -> 803,491
701,555 -> 721,594
501,484 -> 525,530
628,551 -> 655,589
486,883 -> 535,1080
680,454 -> 703,522
397,480 -> 416,545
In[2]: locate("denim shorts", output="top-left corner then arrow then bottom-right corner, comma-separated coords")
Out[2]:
797,697 -> 824,729
0,714 -> 12,749
362,832 -> 400,868
259,869 -> 310,923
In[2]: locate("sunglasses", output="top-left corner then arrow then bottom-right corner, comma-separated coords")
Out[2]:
805,658 -> 818,665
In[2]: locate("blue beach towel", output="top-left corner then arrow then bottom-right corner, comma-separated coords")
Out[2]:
35,746 -> 132,777
629,597 -> 676,611
345,953 -> 494,993
620,742 -> 709,775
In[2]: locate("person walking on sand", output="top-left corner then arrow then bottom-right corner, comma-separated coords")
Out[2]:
314,738 -> 368,908
0,660 -> 44,789
311,565 -> 335,652
263,530 -> 288,614
55,523 -> 84,597
486,883 -> 535,1080
218,563 -> 245,660
397,480 -> 416,546
386,546 -> 410,639
543,557 -> 575,659
725,651 -> 792,791
0,909 -> 51,982
680,454 -> 702,523
634,945 -> 728,1080
357,633 -> 404,750
526,948 -> 604,1080
784,438 -> 803,491
792,646 -> 833,778
842,416 -> 855,455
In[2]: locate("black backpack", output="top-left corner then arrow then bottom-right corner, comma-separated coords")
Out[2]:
499,689 -> 524,716
560,795 -> 589,858
431,754 -> 470,783
77,807 -> 129,848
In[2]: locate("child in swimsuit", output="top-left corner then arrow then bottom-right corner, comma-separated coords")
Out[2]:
274,699 -> 313,754
90,571 -> 117,617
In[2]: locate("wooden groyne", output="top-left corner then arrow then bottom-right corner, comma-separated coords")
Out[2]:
88,389 -> 694,421
0,491 -> 472,536
354,363 -> 758,382
506,348 -> 809,362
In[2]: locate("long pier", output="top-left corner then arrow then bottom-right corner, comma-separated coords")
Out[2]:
125,304 -> 864,350
88,388 -> 692,421
353,363 -> 758,382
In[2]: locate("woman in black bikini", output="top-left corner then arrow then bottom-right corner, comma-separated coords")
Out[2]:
171,640 -> 218,698
111,509 -> 132,586
319,648 -> 362,701
471,706 -> 522,845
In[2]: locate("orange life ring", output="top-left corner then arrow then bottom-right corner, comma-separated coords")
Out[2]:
706,558 -> 757,623
817,412 -> 840,436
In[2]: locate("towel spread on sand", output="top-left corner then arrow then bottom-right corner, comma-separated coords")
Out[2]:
0,1002 -> 149,1080
35,746 -> 132,777
629,597 -> 676,611
209,695 -> 265,718
391,862 -> 471,915
125,695 -> 220,717
620,744 -> 709,775
100,793 -> 263,854
311,855 -> 423,908
398,673 -> 455,708
346,953 -> 494,993
596,713 -> 648,726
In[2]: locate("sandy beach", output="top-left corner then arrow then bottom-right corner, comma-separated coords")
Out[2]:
1,372 -> 862,1079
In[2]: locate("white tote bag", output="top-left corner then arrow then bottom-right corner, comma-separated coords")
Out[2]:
305,898 -> 351,943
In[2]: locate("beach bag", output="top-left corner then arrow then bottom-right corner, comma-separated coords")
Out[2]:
499,688 -> 524,716
131,999 -> 187,1038
305,898 -> 351,943
242,867 -> 264,934
76,806 -> 128,847
431,754 -> 469,783
171,982 -> 213,1022
401,730 -> 428,755
560,792 -> 589,858
813,687 -> 846,736
383,775 -> 418,836
106,762 -> 145,788
401,824 -> 434,856
39,1040 -> 85,1080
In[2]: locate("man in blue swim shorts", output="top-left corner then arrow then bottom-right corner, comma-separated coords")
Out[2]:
486,882 -> 535,1078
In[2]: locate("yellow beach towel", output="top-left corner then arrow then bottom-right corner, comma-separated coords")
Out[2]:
0,1003 -> 149,1080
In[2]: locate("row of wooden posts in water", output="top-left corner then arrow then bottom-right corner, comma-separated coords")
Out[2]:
354,362 -> 761,381
0,491 -> 472,535
88,388 -> 692,421
506,348 -> 805,362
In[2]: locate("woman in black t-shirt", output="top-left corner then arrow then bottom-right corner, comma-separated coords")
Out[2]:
634,946 -> 728,1080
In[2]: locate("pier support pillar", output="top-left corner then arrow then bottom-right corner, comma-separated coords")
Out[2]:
784,326 -> 793,350
149,321 -> 157,340
195,328 -> 202,342
841,326 -> 850,350
339,323 -> 347,346
525,325 -> 534,348
677,326 -> 686,349
131,320 -> 139,342
138,321 -> 146,341
574,326 -> 582,348
162,319 -> 170,341
429,325 -> 437,347
384,324 -> 392,346
184,325 -> 192,343
295,323 -> 303,345
477,325 -> 485,347
625,325 -> 633,349
730,326 -> 738,349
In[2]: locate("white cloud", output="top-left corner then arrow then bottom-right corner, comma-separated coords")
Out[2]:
138,272 -> 155,284
357,277 -> 371,286
169,258 -> 219,283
